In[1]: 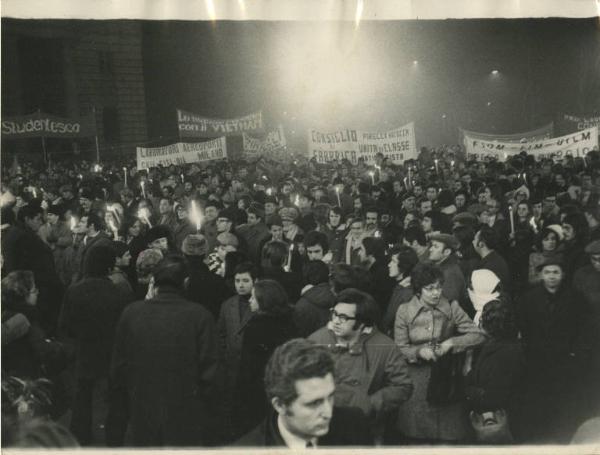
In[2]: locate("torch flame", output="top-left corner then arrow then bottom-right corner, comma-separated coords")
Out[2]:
190,200 -> 203,231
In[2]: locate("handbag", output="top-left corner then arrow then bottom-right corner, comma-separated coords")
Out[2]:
426,352 -> 465,405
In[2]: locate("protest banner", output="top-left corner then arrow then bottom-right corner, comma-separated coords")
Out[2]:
465,126 -> 599,161
459,122 -> 554,146
1,112 -> 97,139
177,109 -> 263,138
242,125 -> 287,159
136,137 -> 227,169
307,122 -> 417,164
558,114 -> 600,136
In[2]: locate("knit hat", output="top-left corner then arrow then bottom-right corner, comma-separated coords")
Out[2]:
46,205 -> 62,217
146,225 -> 172,244
136,248 -> 163,276
182,234 -> 207,257
452,212 -> 479,227
469,269 -> 501,324
545,224 -> 564,241
217,232 -> 239,248
429,233 -> 459,251
535,254 -> 564,271
268,214 -> 283,228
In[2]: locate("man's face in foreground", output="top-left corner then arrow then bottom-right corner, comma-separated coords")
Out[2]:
274,373 -> 335,441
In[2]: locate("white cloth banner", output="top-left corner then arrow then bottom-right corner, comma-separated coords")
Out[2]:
465,126 -> 599,161
459,123 -> 554,145
307,122 -> 417,164
243,125 -> 287,158
177,109 -> 263,138
562,114 -> 600,131
136,137 -> 227,169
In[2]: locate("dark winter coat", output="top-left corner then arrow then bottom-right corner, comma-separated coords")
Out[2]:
110,288 -> 218,446
234,407 -> 373,447
2,225 -> 64,333
60,277 -> 128,378
261,267 -> 302,302
308,324 -> 413,418
235,310 -> 297,435
293,283 -> 336,337
185,258 -> 234,320
464,339 -> 524,413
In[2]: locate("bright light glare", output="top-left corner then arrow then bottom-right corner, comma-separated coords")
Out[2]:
491,69 -> 499,75
413,60 -> 418,65
205,0 -> 216,21
272,24 -> 390,127
355,0 -> 364,28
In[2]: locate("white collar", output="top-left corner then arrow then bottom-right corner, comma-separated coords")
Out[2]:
277,414 -> 317,449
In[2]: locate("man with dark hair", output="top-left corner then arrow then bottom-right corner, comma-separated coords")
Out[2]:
418,198 -> 433,217
304,230 -> 331,263
109,256 -> 218,447
364,206 -> 379,237
75,213 -> 113,282
217,261 -> 258,441
294,260 -> 336,337
237,204 -> 270,265
157,197 -> 178,233
7,205 -> 64,333
403,225 -> 429,262
428,233 -> 466,303
515,257 -> 588,443
473,226 -> 510,291
235,338 -> 372,447
201,200 -> 221,254
359,237 -> 395,312
308,289 -> 412,443
60,245 -> 129,446
296,193 -> 317,233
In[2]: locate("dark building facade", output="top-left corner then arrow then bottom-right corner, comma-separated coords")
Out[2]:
1,19 -> 148,162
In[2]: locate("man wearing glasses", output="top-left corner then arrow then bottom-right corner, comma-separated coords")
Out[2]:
308,288 -> 413,444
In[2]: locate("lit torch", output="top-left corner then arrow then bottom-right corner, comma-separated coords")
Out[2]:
368,171 -> 375,186
529,217 -> 538,234
108,218 -> 118,240
70,216 -> 77,231
140,180 -> 147,199
294,194 -> 300,207
137,208 -> 152,228
190,200 -> 203,233
335,186 -> 341,207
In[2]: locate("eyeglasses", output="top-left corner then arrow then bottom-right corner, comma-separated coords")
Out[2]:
329,308 -> 357,323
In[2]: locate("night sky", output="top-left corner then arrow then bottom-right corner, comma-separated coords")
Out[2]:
141,18 -> 600,149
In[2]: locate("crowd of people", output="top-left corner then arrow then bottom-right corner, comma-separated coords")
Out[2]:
1,145 -> 600,447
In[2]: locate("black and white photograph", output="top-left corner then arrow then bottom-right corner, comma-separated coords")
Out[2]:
1,0 -> 599,450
